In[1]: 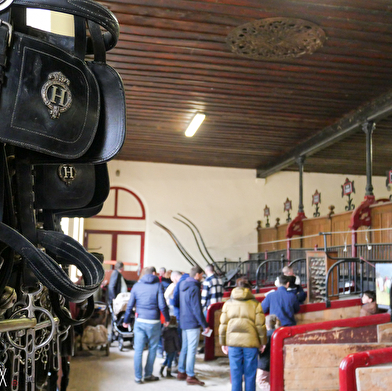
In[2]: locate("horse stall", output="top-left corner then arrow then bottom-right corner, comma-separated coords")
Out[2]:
205,297 -> 391,391
205,296 -> 366,361
339,346 -> 392,391
271,313 -> 392,391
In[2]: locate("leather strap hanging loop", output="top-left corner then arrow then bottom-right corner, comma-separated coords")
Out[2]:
50,291 -> 95,326
0,222 -> 104,303
11,0 -> 119,51
0,10 -> 12,92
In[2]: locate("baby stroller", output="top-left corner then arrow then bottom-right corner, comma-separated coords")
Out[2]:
77,301 -> 110,356
109,292 -> 135,351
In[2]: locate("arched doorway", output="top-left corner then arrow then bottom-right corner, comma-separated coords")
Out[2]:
84,187 -> 146,278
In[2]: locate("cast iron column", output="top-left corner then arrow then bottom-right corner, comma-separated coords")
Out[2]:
296,156 -> 305,213
362,121 -> 375,197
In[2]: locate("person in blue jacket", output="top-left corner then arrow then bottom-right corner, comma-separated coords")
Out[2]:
123,266 -> 170,384
261,274 -> 300,326
176,266 -> 210,386
171,270 -> 189,351
172,270 -> 189,321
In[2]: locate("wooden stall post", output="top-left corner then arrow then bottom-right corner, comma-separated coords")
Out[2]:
305,251 -> 338,304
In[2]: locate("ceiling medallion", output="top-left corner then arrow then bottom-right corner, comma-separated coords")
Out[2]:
226,17 -> 326,60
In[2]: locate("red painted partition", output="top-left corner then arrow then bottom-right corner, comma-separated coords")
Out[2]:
205,301 -> 224,361
339,346 -> 392,391
205,295 -> 362,361
270,313 -> 390,391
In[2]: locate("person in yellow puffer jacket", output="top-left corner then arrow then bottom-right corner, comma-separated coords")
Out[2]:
219,277 -> 267,391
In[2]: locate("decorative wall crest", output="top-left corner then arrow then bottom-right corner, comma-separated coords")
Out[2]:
284,197 -> 292,223
264,205 -> 270,227
341,178 -> 355,211
226,17 -> 326,60
312,190 -> 321,217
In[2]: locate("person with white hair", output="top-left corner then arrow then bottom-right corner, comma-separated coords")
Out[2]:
158,267 -> 166,277
158,267 -> 171,290
282,266 -> 306,304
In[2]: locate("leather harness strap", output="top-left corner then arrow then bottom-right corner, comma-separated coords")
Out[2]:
0,222 -> 104,303
0,10 -> 12,92
13,0 -> 119,51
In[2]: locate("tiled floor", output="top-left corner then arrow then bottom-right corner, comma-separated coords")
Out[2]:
68,342 -> 231,391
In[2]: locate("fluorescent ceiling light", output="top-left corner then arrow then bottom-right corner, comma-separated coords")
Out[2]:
185,113 -> 206,137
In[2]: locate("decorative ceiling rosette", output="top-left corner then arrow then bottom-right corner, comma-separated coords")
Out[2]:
226,17 -> 326,60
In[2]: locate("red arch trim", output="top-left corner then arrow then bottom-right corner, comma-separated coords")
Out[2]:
96,186 -> 146,220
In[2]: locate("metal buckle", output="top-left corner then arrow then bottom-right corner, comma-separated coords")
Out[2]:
0,20 -> 12,47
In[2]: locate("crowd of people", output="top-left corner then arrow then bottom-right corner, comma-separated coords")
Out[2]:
107,262 -> 380,390
119,264 -> 222,386
112,264 -> 302,390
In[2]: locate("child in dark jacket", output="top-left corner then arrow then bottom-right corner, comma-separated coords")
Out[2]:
286,275 -> 307,304
160,316 -> 180,378
360,290 -> 380,316
256,315 -> 281,390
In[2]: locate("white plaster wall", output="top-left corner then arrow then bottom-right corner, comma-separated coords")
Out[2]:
100,161 -> 263,271
85,160 -> 390,272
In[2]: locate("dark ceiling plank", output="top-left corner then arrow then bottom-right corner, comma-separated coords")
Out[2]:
108,48 -> 392,79
116,28 -> 392,57
124,81 -> 362,108
100,1 -> 392,176
115,29 -> 392,61
125,119 -> 322,136
117,67 -> 387,96
108,60 -> 390,90
124,92 -> 359,114
105,0 -> 392,25
110,12 -> 392,39
125,104 -> 329,128
109,48 -> 392,76
118,34 -> 226,51
115,14 -> 392,50
109,57 -> 391,87
125,96 -> 336,117
119,71 -> 379,96
122,81 -> 373,105
114,17 -> 392,53
111,42 -> 392,74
